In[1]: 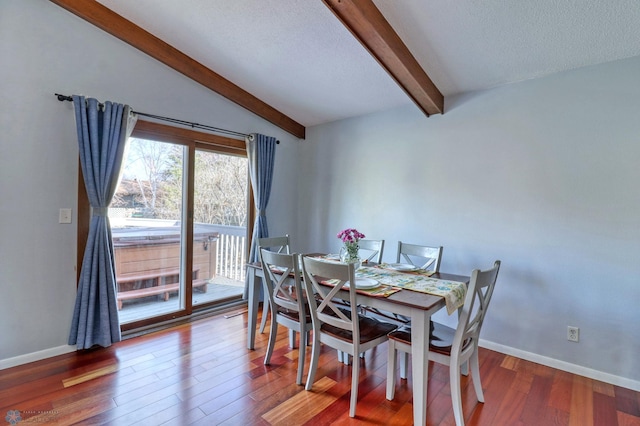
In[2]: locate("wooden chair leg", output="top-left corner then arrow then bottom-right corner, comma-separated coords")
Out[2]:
337,350 -> 351,365
450,357 -> 464,426
349,354 -> 360,417
461,359 -> 469,376
263,316 -> 278,365
399,352 -> 409,379
386,341 -> 398,400
296,330 -> 306,385
289,329 -> 297,348
470,350 -> 484,402
305,331 -> 321,391
259,301 -> 269,334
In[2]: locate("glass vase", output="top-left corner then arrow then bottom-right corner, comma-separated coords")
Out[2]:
340,242 -> 361,269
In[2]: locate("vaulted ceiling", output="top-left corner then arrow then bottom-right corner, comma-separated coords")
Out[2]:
53,0 -> 640,138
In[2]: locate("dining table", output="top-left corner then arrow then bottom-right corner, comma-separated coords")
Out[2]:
245,256 -> 469,426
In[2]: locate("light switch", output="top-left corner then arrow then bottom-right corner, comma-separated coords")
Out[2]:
59,208 -> 72,224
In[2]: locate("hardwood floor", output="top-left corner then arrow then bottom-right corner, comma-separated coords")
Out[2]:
1,307 -> 639,425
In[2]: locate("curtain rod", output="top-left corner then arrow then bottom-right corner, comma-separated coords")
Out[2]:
55,93 -> 279,143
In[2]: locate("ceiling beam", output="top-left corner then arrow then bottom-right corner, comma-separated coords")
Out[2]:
323,0 -> 444,116
49,0 -> 306,139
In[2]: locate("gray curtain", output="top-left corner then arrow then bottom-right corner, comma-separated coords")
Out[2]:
68,96 -> 137,349
246,133 -> 277,263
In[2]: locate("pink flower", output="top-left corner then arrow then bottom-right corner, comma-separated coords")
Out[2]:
337,228 -> 365,243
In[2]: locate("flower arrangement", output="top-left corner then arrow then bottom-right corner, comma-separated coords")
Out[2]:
337,228 -> 365,264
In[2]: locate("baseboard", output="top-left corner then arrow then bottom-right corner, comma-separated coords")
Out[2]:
0,345 -> 76,371
480,339 -> 640,392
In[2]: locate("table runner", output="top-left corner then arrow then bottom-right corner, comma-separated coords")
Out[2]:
356,265 -> 467,314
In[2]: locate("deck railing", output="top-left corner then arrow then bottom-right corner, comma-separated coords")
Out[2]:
207,224 -> 247,282
215,230 -> 247,282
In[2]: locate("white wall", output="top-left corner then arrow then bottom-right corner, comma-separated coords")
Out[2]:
0,0 -> 300,365
298,57 -> 640,387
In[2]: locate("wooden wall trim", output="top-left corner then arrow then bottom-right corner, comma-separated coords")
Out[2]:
76,161 -> 89,284
49,0 -> 306,139
133,120 -> 246,152
323,0 -> 444,116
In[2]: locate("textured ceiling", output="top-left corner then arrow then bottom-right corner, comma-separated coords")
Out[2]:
96,0 -> 640,127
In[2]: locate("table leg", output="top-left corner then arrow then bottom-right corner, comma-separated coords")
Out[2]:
247,268 -> 259,350
411,309 -> 430,425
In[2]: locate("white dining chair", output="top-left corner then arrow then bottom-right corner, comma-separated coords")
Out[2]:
259,249 -> 311,385
397,241 -> 443,271
361,241 -> 443,330
386,260 -> 501,426
258,235 -> 291,255
358,239 -> 385,264
257,235 -> 291,333
334,238 -> 384,364
301,255 -> 397,417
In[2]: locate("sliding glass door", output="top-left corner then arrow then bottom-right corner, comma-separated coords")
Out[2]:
111,138 -> 187,324
192,149 -> 248,307
87,121 -> 251,330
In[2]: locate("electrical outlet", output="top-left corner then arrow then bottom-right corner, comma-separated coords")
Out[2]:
59,208 -> 72,224
567,326 -> 579,342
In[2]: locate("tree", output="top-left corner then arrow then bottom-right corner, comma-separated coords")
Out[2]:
121,138 -> 180,217
113,138 -> 248,226
193,151 -> 247,226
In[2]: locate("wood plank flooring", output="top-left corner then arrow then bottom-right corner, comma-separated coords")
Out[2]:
1,307 -> 639,425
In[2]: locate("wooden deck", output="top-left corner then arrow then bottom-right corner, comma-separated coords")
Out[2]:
118,276 -> 244,324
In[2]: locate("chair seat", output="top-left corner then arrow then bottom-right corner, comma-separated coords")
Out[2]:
277,306 -> 312,323
276,290 -> 318,323
387,327 -> 411,345
387,322 -> 471,356
362,306 -> 412,326
322,316 -> 397,344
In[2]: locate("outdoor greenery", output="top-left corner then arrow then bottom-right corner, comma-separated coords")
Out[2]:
112,138 -> 248,226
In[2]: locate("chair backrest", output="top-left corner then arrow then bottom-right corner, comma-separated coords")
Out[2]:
358,239 -> 385,263
258,234 -> 290,254
396,241 -> 443,271
259,248 -> 306,315
301,256 -> 360,341
453,260 -> 501,355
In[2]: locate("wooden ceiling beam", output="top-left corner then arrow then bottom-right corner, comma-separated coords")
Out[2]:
323,0 -> 444,116
49,0 -> 306,139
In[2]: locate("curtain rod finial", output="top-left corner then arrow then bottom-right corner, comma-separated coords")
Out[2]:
55,93 -> 73,102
